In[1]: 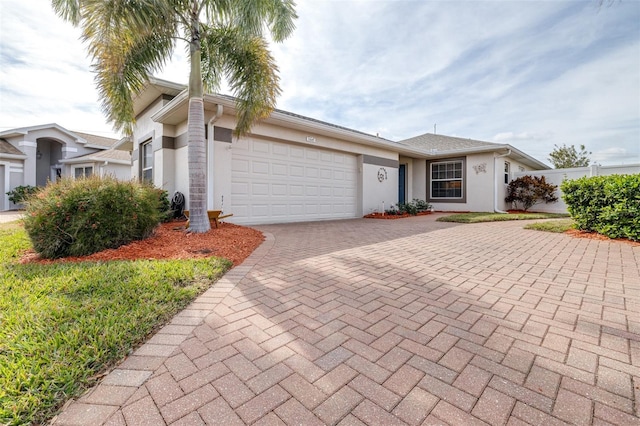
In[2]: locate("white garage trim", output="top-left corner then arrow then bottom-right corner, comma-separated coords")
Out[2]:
230,138 -> 358,224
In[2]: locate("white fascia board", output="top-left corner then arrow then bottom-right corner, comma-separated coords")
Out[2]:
111,136 -> 133,151
0,153 -> 28,160
425,144 -> 549,170
0,123 -> 87,144
60,156 -> 131,165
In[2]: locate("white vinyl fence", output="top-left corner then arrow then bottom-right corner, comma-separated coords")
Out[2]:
512,164 -> 640,213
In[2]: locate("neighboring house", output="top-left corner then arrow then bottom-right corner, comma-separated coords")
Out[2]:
113,77 -> 548,225
0,124 -> 131,211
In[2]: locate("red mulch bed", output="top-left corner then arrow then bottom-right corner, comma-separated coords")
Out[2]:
565,229 -> 639,246
19,221 -> 265,266
364,211 -> 432,219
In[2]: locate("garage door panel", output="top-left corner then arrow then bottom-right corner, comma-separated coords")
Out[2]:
251,183 -> 269,196
290,185 -> 304,196
232,159 -> 250,173
272,184 -> 287,196
252,141 -> 270,153
231,138 -> 358,224
272,163 -> 287,176
290,165 -> 304,177
290,147 -> 304,158
320,169 -> 332,179
306,167 -> 318,178
252,161 -> 269,175
290,204 -> 304,215
231,182 -> 249,195
272,204 -> 288,216
273,144 -> 288,156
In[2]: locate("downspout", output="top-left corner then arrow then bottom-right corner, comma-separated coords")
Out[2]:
101,161 -> 109,178
207,104 -> 224,210
494,149 -> 511,213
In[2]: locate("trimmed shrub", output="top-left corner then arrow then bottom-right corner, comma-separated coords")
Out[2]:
396,199 -> 432,216
561,174 -> 639,241
505,175 -> 558,211
23,176 -> 163,259
397,201 -> 418,216
6,185 -> 40,205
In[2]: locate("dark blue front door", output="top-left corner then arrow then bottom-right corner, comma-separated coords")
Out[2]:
399,164 -> 406,204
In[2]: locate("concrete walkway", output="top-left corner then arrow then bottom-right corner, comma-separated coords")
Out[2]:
53,215 -> 640,425
0,210 -> 23,223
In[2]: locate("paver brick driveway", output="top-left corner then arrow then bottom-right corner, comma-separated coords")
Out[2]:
54,214 -> 640,425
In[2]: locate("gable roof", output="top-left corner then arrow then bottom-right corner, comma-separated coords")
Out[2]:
0,138 -> 24,155
72,131 -> 119,149
0,123 -> 88,143
398,133 -> 549,169
398,133 -> 498,151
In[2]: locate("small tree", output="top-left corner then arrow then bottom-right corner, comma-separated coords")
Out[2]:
505,175 -> 558,211
548,144 -> 591,168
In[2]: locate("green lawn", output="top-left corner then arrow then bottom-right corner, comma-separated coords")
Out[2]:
524,218 -> 575,233
436,212 -> 569,223
0,222 -> 231,425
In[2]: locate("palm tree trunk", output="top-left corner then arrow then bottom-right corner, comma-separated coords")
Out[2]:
187,13 -> 210,233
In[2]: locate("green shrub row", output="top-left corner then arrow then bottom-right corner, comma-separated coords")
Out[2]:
23,176 -> 167,259
561,174 -> 639,241
385,198 -> 432,215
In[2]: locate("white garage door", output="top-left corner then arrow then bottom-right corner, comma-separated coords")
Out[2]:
230,138 -> 358,224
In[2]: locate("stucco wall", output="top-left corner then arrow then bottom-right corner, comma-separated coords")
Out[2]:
424,153 -> 538,213
157,108 -> 401,218
362,161 -> 397,214
99,162 -> 131,181
411,158 -> 427,201
131,96 -> 168,184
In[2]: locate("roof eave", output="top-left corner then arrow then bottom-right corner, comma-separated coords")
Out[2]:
0,153 -> 28,160
60,156 -> 131,165
151,93 -> 432,158
424,144 -> 548,169
111,136 -> 133,151
0,124 -> 88,144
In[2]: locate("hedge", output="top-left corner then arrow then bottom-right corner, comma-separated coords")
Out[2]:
561,174 -> 639,241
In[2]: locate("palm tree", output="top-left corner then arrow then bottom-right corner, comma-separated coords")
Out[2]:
52,0 -> 297,232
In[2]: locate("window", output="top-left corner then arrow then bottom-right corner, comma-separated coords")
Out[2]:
504,161 -> 511,184
430,160 -> 464,199
141,141 -> 153,182
74,166 -> 93,178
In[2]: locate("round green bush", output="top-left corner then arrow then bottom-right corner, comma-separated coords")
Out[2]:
23,176 -> 163,259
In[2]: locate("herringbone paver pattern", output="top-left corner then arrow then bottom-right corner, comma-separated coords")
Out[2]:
53,216 -> 640,425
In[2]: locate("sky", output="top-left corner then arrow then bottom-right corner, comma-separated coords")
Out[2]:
1,0 -> 639,167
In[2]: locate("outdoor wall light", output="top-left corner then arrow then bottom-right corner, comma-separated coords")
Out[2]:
36,149 -> 43,160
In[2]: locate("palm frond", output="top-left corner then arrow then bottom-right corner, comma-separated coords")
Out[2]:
51,0 -> 81,24
203,0 -> 296,40
92,30 -> 175,134
54,0 -> 179,134
201,26 -> 280,135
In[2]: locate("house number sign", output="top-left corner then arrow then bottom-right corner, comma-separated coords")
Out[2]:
377,167 -> 387,182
